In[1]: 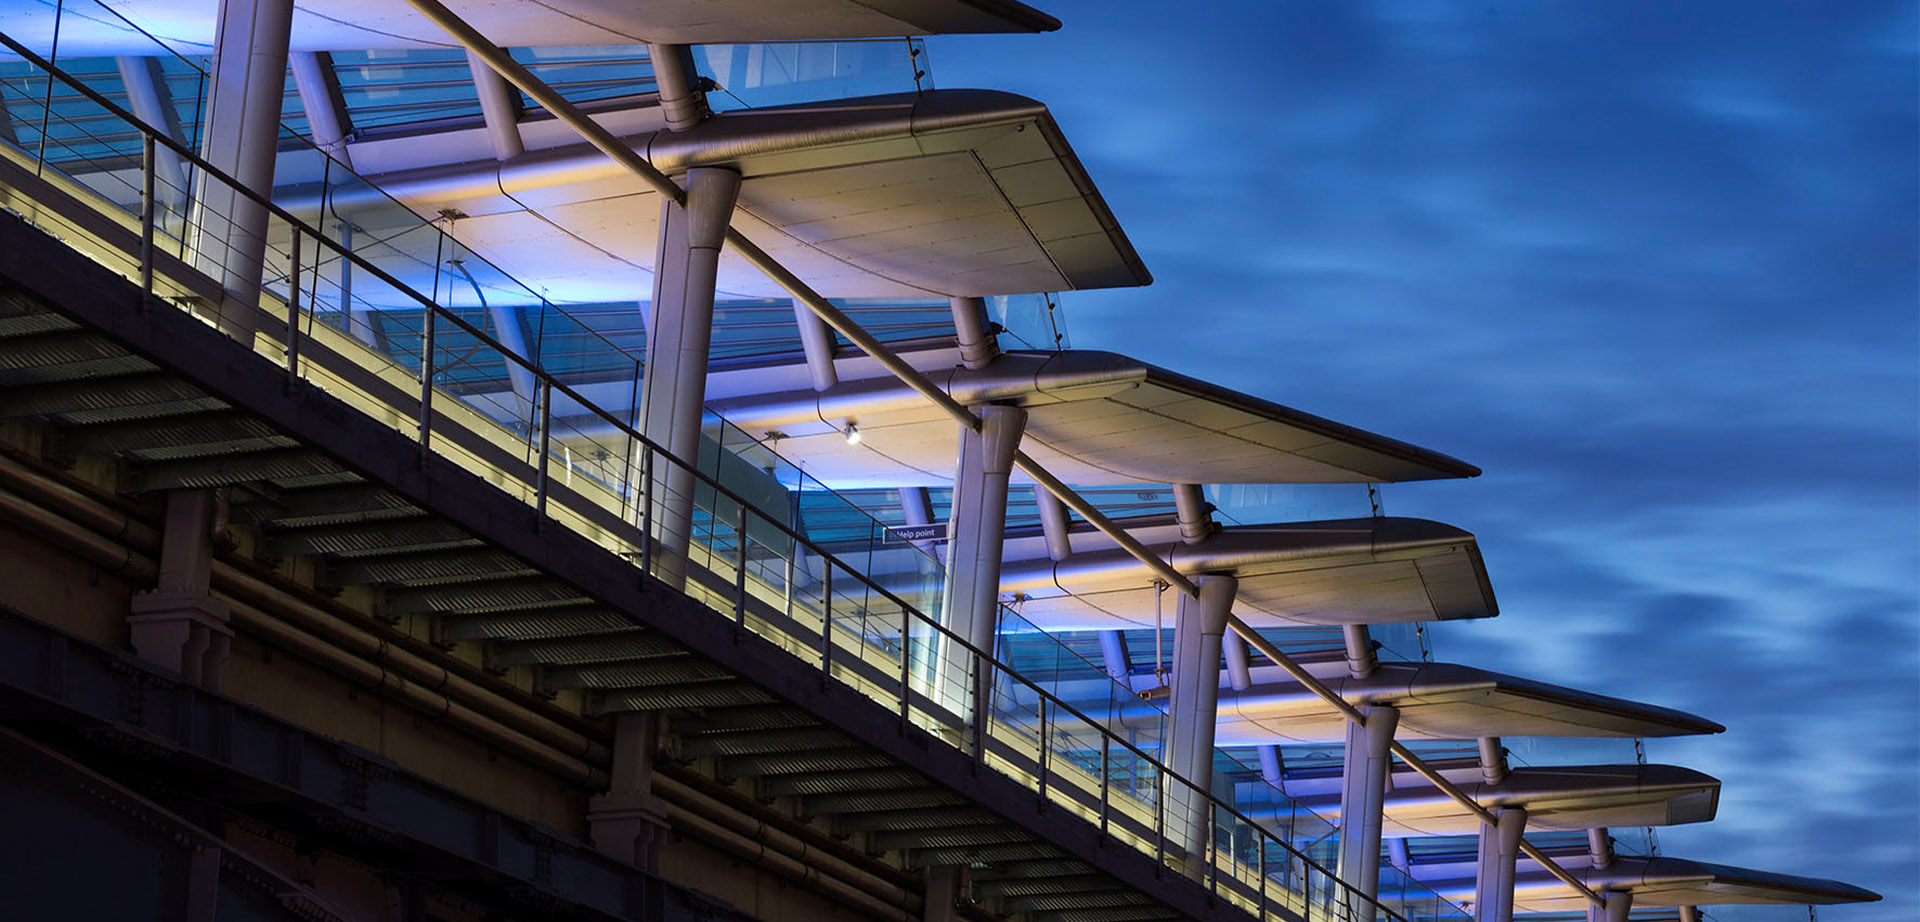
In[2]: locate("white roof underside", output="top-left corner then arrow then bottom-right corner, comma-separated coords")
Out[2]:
1289,764 -> 1721,837
706,347 -> 1479,487
0,0 -> 1059,55
1213,660 -> 1723,745
308,91 -> 1148,302
997,518 -> 1495,630
1416,857 -> 1880,912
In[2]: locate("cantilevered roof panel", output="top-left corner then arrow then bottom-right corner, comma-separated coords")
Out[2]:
1418,857 -> 1880,914
0,0 -> 1058,55
1289,764 -> 1721,837
998,518 -> 1496,630
343,91 -> 1148,302
1214,661 -> 1724,745
707,348 -> 1478,487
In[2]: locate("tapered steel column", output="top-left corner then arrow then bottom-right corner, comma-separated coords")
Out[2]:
950,296 -> 999,370
1165,574 -> 1236,870
288,52 -> 351,166
115,57 -> 190,215
1337,704 -> 1400,921
466,48 -> 525,160
193,0 -> 295,338
588,712 -> 670,873
1587,889 -> 1633,922
1474,806 -> 1528,922
640,166 -> 741,588
128,490 -> 232,692
941,404 -> 1026,718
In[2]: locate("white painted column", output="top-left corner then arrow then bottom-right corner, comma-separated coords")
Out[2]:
287,52 -> 351,166
940,404 -> 1026,719
1172,483 -> 1211,544
193,0 -> 295,338
587,712 -> 670,873
465,48 -> 525,161
447,53 -> 538,414
1587,889 -> 1633,922
923,866 -> 967,922
115,57 -> 190,217
1474,806 -> 1528,922
1337,704 -> 1400,921
128,490 -> 232,692
950,296 -> 999,370
1165,574 -> 1237,869
639,167 -> 741,589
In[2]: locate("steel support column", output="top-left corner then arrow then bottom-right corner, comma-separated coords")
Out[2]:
128,489 -> 231,691
466,48 -> 524,161
950,296 -> 999,370
1588,889 -> 1633,922
114,56 -> 190,216
923,866 -> 967,922
1036,489 -> 1072,561
1337,704 -> 1399,922
587,711 -> 671,873
193,0 -> 295,338
1166,573 -> 1236,869
1172,483 -> 1211,545
288,52 -> 351,166
638,166 -> 741,588
1474,806 -> 1528,922
941,403 -> 1026,719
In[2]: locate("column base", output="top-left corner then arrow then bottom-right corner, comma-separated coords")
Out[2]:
128,593 -> 232,691
587,790 -> 671,873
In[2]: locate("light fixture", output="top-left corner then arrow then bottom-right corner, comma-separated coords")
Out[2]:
843,422 -> 861,445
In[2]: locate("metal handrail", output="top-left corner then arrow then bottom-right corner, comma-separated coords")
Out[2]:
0,33 -> 1455,922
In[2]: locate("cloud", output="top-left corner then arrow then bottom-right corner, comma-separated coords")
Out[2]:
946,1 -> 1917,917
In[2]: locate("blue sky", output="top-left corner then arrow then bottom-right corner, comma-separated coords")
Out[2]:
943,2 -> 1918,918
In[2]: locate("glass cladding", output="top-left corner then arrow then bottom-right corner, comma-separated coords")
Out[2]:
328,49 -> 481,131
697,38 -> 928,111
510,45 -> 656,110
0,56 -> 135,166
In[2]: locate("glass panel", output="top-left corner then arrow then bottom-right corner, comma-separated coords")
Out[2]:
330,49 -> 482,131
697,38 -> 926,111
510,45 -> 656,110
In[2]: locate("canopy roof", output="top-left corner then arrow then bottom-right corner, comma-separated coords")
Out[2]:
337,91 -> 1149,303
709,347 -> 1480,486
1288,764 -> 1720,837
1215,660 -> 1724,745
0,0 -> 1059,55
999,518 -> 1495,630
1416,856 -> 1880,913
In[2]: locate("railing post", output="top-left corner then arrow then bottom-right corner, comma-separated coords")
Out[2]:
1259,834 -> 1270,920
734,502 -> 749,628
534,379 -> 552,527
970,647 -> 986,764
139,132 -> 155,300
1207,799 -> 1219,899
1155,766 -> 1166,877
418,306 -> 438,460
820,563 -> 833,679
1036,697 -> 1050,803
285,227 -> 301,381
814,563 -> 832,654
898,608 -> 912,722
638,445 -> 654,576
1099,739 -> 1110,839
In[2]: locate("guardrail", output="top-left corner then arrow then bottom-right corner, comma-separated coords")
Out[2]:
0,33 -> 1472,922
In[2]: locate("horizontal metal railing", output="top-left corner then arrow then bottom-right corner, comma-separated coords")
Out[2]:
0,33 -> 1475,922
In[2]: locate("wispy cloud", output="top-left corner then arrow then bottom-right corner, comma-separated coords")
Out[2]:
949,0 -> 1917,916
